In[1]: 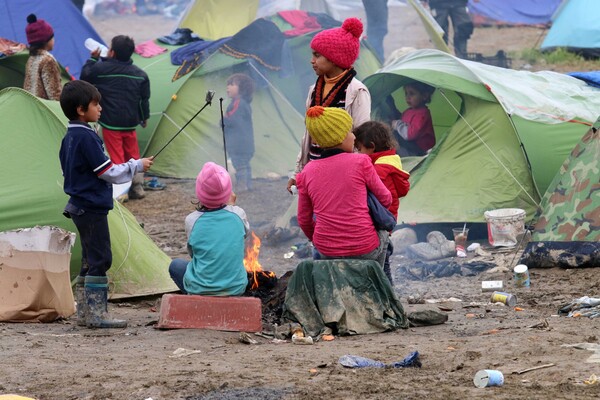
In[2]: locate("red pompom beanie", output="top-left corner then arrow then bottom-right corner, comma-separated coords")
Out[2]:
25,14 -> 54,45
310,17 -> 363,69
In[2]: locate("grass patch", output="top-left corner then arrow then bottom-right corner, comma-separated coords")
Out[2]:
520,48 -> 585,65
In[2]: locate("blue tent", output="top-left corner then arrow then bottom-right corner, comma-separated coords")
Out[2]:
0,0 -> 106,78
541,0 -> 600,58
468,0 -> 561,26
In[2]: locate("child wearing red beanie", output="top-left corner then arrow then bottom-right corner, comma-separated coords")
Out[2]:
168,162 -> 249,296
287,17 -> 372,193
23,14 -> 62,100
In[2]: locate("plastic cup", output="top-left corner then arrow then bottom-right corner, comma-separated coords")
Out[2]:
452,228 -> 469,248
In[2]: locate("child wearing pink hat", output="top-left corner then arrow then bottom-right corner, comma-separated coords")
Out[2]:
287,17 -> 372,193
168,162 -> 249,296
23,14 -> 62,100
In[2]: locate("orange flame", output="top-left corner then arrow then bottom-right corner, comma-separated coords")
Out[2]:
244,231 -> 275,290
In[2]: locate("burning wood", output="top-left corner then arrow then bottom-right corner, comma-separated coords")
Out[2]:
244,231 -> 276,290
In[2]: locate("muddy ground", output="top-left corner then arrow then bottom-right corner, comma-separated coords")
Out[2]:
3,178 -> 600,400
2,4 -> 600,400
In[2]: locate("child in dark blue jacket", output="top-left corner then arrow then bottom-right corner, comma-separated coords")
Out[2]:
59,80 -> 153,329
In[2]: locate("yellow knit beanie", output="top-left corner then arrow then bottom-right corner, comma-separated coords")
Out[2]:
305,106 -> 353,148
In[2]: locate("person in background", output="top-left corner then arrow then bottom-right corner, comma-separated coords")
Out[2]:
391,80 -> 436,157
296,106 -> 391,268
80,35 -> 150,200
354,121 -> 411,284
361,0 -> 388,63
287,17 -> 371,193
224,73 -> 255,193
422,0 -> 478,59
59,80 -> 153,328
23,14 -> 62,101
168,162 -> 249,296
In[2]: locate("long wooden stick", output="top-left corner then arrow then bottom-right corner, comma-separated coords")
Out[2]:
513,363 -> 555,375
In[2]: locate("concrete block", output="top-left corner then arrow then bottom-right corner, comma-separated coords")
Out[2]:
157,294 -> 262,332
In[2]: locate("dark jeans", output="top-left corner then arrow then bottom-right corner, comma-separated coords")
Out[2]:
168,258 -> 189,294
362,0 -> 389,62
430,3 -> 473,58
69,211 -> 112,277
231,152 -> 253,190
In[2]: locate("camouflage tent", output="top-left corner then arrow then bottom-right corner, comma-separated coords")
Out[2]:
520,119 -> 600,268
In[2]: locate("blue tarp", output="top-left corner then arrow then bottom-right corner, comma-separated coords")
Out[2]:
541,0 -> 600,58
0,0 -> 105,78
568,71 -> 600,88
468,0 -> 561,26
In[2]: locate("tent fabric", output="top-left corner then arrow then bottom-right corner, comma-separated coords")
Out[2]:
282,259 -> 408,337
363,49 -> 599,226
541,0 -> 600,58
0,0 -> 106,78
519,124 -> 600,268
219,19 -> 286,71
178,0 -> 260,40
468,0 -> 561,26
0,87 -> 177,298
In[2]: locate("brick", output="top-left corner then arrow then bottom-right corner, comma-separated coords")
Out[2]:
156,294 -> 262,332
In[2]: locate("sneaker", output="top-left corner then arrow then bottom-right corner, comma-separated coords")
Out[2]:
144,177 -> 166,190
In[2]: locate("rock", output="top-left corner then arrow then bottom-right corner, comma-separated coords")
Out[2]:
390,228 -> 418,253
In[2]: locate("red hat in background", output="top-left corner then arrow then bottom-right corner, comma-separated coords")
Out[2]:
25,14 -> 54,45
310,17 -> 363,69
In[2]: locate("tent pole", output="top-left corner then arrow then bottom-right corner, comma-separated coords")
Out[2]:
219,97 -> 228,171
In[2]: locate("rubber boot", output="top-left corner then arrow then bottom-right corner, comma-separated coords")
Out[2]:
75,276 -> 87,326
128,173 -> 146,200
85,275 -> 127,329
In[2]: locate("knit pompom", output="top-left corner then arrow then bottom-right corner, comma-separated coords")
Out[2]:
306,106 -> 325,118
27,14 -> 37,24
342,18 -> 363,38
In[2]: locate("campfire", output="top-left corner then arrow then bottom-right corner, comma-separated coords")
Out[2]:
244,231 -> 277,291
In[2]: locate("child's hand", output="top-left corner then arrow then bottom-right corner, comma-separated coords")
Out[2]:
141,156 -> 154,172
90,48 -> 101,59
287,178 -> 296,194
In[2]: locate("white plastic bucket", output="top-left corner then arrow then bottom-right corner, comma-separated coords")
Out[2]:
484,208 -> 526,247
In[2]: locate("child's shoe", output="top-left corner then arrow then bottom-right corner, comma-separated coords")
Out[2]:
144,177 -> 166,190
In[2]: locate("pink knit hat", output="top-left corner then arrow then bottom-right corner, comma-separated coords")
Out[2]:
25,14 -> 54,45
310,17 -> 363,69
195,162 -> 232,208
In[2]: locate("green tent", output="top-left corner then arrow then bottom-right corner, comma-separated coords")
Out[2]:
0,51 -> 72,91
137,17 -> 380,179
520,119 -> 600,268
364,49 -> 600,234
0,87 -> 176,298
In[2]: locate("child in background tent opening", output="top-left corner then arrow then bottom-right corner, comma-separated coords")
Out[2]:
168,162 -> 249,296
287,17 -> 371,193
391,81 -> 436,157
59,80 -> 153,329
224,73 -> 255,193
354,120 -> 411,284
296,106 -> 391,267
23,14 -> 62,100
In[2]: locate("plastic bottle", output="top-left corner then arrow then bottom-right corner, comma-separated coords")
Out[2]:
84,38 -> 108,57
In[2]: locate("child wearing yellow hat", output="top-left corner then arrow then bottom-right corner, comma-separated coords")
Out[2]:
296,106 -> 391,267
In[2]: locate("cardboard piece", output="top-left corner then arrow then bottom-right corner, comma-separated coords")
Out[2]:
0,226 -> 76,322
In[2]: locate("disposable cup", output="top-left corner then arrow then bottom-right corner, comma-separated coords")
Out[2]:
452,228 -> 469,248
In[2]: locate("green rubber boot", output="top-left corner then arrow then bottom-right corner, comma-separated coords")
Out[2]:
75,276 -> 87,326
85,276 -> 127,329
